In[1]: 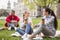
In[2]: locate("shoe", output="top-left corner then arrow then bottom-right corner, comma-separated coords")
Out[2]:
8,27 -> 11,31
22,33 -> 27,38
23,38 -> 32,40
33,36 -> 43,40
14,27 -> 17,31
11,32 -> 21,37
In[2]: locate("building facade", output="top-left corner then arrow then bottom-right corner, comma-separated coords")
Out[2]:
13,0 -> 38,18
7,0 -> 11,13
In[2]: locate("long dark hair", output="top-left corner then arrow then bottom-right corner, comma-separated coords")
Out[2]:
45,7 -> 58,30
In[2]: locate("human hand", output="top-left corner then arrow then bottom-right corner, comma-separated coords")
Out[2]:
11,20 -> 17,23
41,19 -> 45,25
34,24 -> 37,27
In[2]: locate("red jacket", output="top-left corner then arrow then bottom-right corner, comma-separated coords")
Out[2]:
5,15 -> 20,27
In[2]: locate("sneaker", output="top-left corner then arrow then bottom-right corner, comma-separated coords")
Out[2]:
14,27 -> 17,31
33,36 -> 43,40
22,33 -> 32,40
8,27 -> 11,30
23,38 -> 32,40
11,32 -> 21,37
22,33 -> 27,38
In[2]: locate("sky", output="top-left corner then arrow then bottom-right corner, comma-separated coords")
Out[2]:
0,0 -> 17,9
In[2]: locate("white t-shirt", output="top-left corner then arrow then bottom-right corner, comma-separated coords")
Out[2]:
20,17 -> 32,30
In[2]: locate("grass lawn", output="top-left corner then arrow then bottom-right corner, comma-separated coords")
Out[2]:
0,18 -> 60,40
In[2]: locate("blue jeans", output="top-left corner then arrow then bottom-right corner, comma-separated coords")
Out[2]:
7,23 -> 18,27
16,24 -> 33,35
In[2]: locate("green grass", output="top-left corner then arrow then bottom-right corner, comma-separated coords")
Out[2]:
0,18 -> 60,40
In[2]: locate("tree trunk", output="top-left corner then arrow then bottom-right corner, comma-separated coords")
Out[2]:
56,0 -> 60,19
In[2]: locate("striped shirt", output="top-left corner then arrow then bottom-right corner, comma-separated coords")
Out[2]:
43,15 -> 55,31
34,15 -> 56,36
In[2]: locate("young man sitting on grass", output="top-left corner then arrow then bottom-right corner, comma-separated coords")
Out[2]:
5,10 -> 20,30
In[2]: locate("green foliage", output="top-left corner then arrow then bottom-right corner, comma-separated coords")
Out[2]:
23,0 -> 58,9
36,0 -> 58,8
23,0 -> 35,10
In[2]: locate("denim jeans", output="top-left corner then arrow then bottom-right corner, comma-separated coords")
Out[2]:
34,23 -> 56,36
7,22 -> 18,27
16,24 -> 33,35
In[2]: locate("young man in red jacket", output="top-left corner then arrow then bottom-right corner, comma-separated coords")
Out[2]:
5,10 -> 20,30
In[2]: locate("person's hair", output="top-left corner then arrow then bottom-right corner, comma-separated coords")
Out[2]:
23,11 -> 30,18
23,13 -> 25,19
23,11 -> 30,22
25,11 -> 30,14
24,18 -> 28,22
11,10 -> 15,13
45,7 -> 58,30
